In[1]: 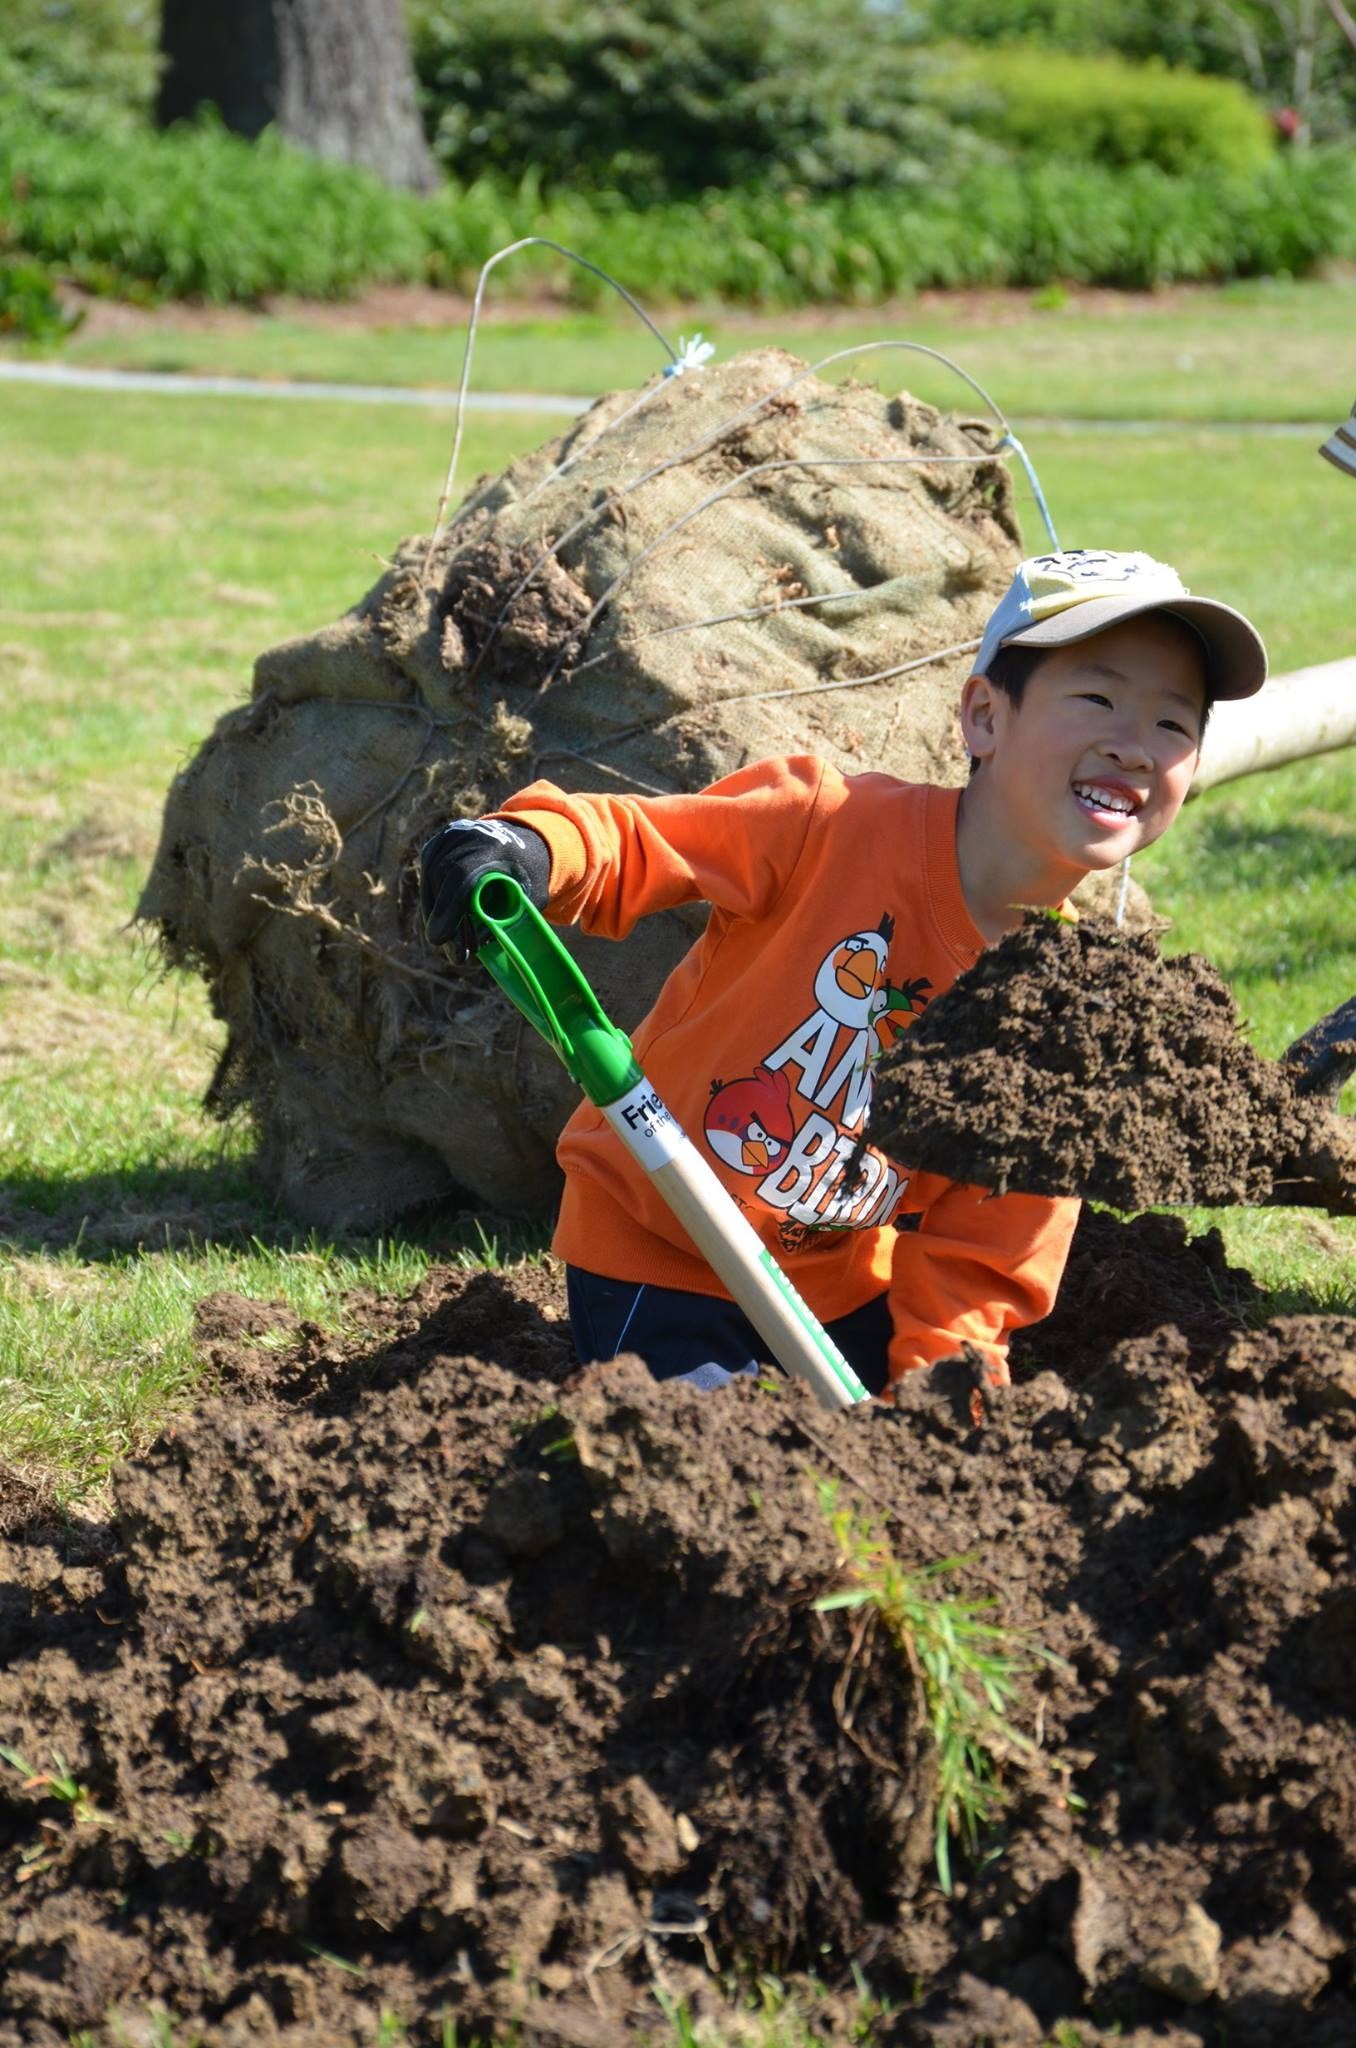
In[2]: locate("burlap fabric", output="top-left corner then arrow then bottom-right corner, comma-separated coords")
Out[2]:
139,349 -> 1027,1224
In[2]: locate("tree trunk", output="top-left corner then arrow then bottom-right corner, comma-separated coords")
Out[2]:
1189,655 -> 1356,795
157,0 -> 439,193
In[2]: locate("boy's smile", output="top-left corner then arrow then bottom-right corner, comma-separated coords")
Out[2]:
1071,781 -> 1139,823
957,614 -> 1209,937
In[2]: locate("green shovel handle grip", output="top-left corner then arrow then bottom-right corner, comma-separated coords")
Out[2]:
469,873 -> 643,1109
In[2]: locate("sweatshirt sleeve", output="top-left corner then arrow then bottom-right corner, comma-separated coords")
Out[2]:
886,1176 -> 1080,1388
496,754 -> 829,940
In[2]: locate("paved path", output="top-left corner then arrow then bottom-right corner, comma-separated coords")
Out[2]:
0,357 -> 1330,433
0,360 -> 591,413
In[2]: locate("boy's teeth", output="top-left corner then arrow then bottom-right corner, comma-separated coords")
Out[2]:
1074,782 -> 1135,814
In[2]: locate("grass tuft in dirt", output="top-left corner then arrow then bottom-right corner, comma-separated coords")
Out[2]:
814,1480 -> 1068,1894
0,1741 -> 113,1830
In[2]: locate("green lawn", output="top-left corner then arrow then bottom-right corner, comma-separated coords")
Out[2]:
13,273 -> 1356,424
1,371 -> 1352,1505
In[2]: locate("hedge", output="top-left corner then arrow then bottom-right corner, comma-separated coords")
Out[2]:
411,0 -> 986,201
1,103 -> 1352,323
924,43 -> 1275,178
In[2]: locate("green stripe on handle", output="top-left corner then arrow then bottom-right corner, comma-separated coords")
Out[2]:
468,872 -> 870,1410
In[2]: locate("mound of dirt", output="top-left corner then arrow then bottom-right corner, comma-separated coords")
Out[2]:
869,917 -> 1356,1215
1008,1207 -> 1259,1382
136,349 -> 1027,1233
3,1224 -> 1354,2048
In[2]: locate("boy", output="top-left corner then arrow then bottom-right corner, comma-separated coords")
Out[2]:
421,549 -> 1267,1396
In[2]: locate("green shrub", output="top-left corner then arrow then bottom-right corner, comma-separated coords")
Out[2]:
2,96 -> 1352,312
916,0 -> 1356,144
0,106 -> 430,301
925,43 -> 1275,177
411,0 -> 988,200
517,155 -> 1356,304
916,0 -> 1225,68
0,0 -> 158,134
0,260 -> 81,342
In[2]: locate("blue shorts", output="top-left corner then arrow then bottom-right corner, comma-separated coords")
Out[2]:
565,1264 -> 891,1396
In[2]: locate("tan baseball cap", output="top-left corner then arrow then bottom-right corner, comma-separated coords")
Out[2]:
975,549 -> 1268,700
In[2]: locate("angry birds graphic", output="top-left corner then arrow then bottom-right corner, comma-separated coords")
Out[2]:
869,973 -> 933,1050
700,912 -> 932,1226
704,1065 -> 796,1175
812,913 -> 896,1029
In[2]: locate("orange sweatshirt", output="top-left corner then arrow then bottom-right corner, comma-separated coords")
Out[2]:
500,755 -> 1079,1386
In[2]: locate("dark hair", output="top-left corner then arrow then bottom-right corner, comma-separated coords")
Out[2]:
983,642 -> 1049,708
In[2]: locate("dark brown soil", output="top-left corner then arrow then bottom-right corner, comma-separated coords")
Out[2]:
869,918 -> 1356,1215
1008,1208 -> 1259,1384
3,1223 -> 1355,2048
0,1468 -> 60,1544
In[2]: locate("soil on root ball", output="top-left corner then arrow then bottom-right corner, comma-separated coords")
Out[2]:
1,1240 -> 1354,2048
869,917 -> 1356,1215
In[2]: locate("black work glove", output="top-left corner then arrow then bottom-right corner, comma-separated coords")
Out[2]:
419,816 -> 552,961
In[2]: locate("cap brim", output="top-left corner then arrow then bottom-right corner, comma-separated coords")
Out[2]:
1001,593 -> 1268,700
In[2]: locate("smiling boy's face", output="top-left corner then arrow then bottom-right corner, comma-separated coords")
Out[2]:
961,613 -> 1209,877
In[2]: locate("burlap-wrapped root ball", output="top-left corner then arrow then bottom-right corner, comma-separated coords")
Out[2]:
139,348 -> 1026,1227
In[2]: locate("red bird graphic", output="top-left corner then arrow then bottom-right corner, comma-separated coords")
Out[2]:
704,1065 -> 797,1176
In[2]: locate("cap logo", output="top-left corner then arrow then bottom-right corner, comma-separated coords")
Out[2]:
974,547 -> 1198,682
1021,549 -> 1188,624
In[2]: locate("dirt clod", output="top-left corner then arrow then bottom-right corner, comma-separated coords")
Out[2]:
1142,1902 -> 1223,2004
869,916 -> 1356,1213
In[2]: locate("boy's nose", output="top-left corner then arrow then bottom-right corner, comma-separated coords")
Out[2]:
1100,726 -> 1154,770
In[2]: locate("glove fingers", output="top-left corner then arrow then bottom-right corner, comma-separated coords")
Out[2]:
419,839 -> 463,924
425,871 -> 474,948
419,858 -> 443,923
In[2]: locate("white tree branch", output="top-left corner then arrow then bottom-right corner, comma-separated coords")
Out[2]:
1191,656 -> 1356,794
1322,0 -> 1356,56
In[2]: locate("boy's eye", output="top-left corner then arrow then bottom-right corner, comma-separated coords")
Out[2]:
1159,718 -> 1194,738
1077,691 -> 1113,708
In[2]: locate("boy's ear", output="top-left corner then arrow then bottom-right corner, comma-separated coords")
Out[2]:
960,672 -> 1002,763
